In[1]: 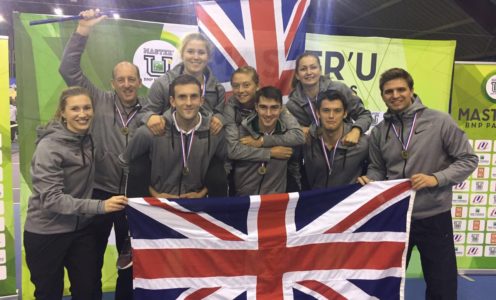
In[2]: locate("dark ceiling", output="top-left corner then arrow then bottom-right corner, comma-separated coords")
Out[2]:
1,0 -> 496,73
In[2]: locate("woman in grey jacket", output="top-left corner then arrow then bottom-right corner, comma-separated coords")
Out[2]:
23,87 -> 127,300
287,52 -> 372,145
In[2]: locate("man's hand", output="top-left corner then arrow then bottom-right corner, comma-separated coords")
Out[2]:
411,173 -> 438,191
146,114 -> 166,136
240,136 -> 263,148
270,146 -> 293,160
181,187 -> 208,199
357,176 -> 372,185
103,195 -> 128,213
76,9 -> 106,36
210,116 -> 223,135
342,127 -> 361,146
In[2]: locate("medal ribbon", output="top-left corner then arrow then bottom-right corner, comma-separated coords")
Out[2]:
320,137 -> 340,176
391,112 -> 418,154
306,95 -> 320,126
115,102 -> 139,129
180,130 -> 195,171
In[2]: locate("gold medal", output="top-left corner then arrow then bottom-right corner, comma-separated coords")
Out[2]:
258,165 -> 267,175
401,150 -> 408,160
182,167 -> 190,176
121,127 -> 129,135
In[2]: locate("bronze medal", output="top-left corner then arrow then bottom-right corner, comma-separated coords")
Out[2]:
182,166 -> 190,176
258,165 -> 267,175
401,150 -> 408,160
121,127 -> 129,135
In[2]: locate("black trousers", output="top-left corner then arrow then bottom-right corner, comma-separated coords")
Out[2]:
92,188 -> 132,300
407,211 -> 458,300
91,153 -> 152,299
24,227 -> 98,300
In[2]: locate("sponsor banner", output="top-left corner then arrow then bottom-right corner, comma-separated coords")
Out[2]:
13,13 -> 195,299
0,36 -> 16,297
306,34 -> 455,117
451,62 -> 496,271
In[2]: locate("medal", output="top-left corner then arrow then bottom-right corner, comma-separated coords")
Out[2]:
116,102 -> 139,137
182,167 -> 190,176
180,127 -> 195,178
258,165 -> 267,175
391,113 -> 418,162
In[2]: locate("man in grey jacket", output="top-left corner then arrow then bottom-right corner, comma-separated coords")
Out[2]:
59,9 -> 145,299
230,86 -> 304,196
121,74 -> 226,198
358,68 -> 478,299
303,90 -> 369,189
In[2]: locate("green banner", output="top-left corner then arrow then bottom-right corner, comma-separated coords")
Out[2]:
13,13 -> 194,299
0,36 -> 17,297
450,62 -> 496,272
306,34 -> 456,115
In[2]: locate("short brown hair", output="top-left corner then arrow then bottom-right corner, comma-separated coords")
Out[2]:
379,68 -> 414,93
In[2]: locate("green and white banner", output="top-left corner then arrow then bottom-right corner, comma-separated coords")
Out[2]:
306,34 -> 456,115
0,36 -> 17,297
14,13 -> 195,299
451,62 -> 496,273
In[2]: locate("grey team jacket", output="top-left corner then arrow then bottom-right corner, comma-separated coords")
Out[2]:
142,63 -> 226,124
232,112 -> 305,196
303,123 -> 369,189
59,32 -> 147,195
287,76 -> 372,133
121,110 -> 227,196
25,122 -> 104,234
366,96 -> 478,219
225,96 -> 305,162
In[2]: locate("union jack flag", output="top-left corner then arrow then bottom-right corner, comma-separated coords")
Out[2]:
195,0 -> 311,94
127,180 -> 414,299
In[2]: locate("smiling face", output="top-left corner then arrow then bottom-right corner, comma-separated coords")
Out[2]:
170,83 -> 204,123
231,72 -> 259,106
255,96 -> 283,132
111,62 -> 142,105
317,98 -> 347,133
295,55 -> 321,88
182,39 -> 209,77
61,94 -> 94,134
381,78 -> 414,113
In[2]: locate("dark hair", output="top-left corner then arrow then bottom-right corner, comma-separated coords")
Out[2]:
379,68 -> 414,93
169,74 -> 202,98
230,65 -> 259,85
256,86 -> 283,105
291,52 -> 322,88
53,86 -> 93,122
112,61 -> 141,80
316,90 -> 348,111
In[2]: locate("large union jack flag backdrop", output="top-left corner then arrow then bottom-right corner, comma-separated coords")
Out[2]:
127,180 -> 414,299
195,0 -> 311,95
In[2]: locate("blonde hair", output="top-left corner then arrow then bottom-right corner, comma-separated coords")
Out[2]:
180,32 -> 213,58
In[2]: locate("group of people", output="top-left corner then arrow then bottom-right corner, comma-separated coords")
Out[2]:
24,9 -> 478,300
